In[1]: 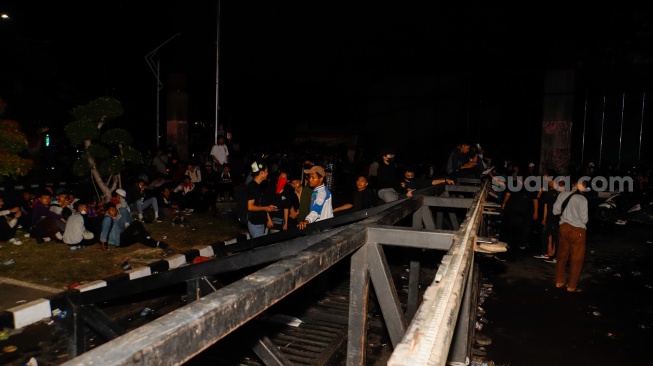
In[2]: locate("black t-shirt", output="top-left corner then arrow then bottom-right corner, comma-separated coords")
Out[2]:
505,186 -> 537,215
246,180 -> 267,225
541,189 -> 560,220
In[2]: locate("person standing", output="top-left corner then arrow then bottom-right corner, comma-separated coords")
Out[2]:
298,166 -> 333,229
210,136 -> 230,173
246,161 -> 278,238
553,177 -> 589,293
534,169 -> 561,261
288,174 -> 313,227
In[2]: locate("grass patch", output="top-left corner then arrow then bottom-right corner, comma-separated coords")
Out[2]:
0,209 -> 247,290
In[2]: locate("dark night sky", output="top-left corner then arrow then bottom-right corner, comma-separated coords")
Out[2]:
1,1 -> 652,168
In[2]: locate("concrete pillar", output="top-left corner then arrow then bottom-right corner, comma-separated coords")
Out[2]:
539,70 -> 575,175
166,73 -> 189,161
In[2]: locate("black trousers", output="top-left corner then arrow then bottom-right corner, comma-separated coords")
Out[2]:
120,221 -> 158,248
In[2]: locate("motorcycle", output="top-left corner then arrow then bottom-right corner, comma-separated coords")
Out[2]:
594,190 -> 653,225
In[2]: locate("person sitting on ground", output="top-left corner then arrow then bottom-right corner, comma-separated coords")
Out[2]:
184,162 -> 202,184
156,185 -> 179,220
0,194 -> 23,245
63,201 -> 96,248
111,189 -> 130,210
298,165 -> 333,229
173,175 -> 199,212
216,164 -> 235,201
50,188 -> 73,218
100,202 -> 170,253
333,175 -> 378,215
17,188 -> 35,232
30,190 -> 66,243
126,178 -> 161,222
195,184 -> 216,213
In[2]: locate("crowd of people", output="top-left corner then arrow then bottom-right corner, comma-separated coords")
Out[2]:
2,135 -> 650,284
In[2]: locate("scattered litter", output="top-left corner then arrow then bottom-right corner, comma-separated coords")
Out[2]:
57,311 -> 68,319
69,282 -> 81,289
607,332 -> 618,339
593,311 -> 601,316
475,321 -> 484,330
0,330 -> 9,340
140,308 -> 154,317
23,356 -> 38,366
614,273 -> 621,277
192,256 -> 212,264
121,257 -> 132,271
2,259 -> 15,266
15,300 -> 27,304
639,324 -> 650,330
631,271 -> 641,277
264,314 -> 304,327
51,309 -> 62,317
3,345 -> 17,353
162,236 -> 167,240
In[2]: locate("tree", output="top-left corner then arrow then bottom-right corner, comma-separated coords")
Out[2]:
0,98 -> 33,183
64,97 -> 143,202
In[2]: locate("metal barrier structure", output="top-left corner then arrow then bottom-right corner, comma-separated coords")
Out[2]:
60,178 -> 489,366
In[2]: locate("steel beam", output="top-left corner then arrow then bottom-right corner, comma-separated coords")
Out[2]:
347,244 -> 370,366
406,260 -> 421,323
367,242 -> 406,347
367,226 -> 454,250
61,226 -> 370,366
423,196 -> 475,209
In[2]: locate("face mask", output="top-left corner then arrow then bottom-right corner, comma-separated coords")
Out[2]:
80,210 -> 87,215
276,177 -> 288,194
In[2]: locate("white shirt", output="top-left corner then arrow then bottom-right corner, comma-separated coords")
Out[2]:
210,143 -> 229,165
63,213 -> 94,245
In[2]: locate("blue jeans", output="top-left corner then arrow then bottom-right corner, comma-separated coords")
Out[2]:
132,197 -> 159,216
247,221 -> 267,238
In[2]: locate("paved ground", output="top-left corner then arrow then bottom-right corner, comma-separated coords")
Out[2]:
0,278 -> 60,313
476,220 -> 653,365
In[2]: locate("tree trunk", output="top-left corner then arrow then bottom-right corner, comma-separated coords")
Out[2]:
84,139 -> 112,202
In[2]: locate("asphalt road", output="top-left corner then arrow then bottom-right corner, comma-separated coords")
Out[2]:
476,220 -> 653,365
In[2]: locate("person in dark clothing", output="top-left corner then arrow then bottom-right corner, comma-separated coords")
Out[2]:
262,171 -> 293,233
333,175 -> 379,215
446,143 -> 477,179
376,149 -> 411,203
246,161 -> 278,238
30,190 -> 66,242
0,194 -> 22,244
534,169 -> 562,261
501,176 -> 539,251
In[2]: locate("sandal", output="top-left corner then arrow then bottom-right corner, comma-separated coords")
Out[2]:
567,287 -> 583,293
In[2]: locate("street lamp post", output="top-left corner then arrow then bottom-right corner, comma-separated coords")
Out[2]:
146,33 -> 180,148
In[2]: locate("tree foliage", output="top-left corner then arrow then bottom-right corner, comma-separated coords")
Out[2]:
64,97 -> 142,201
0,119 -> 33,183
